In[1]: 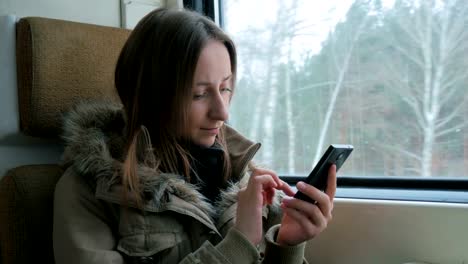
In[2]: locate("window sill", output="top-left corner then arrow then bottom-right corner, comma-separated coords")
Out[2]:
336,187 -> 468,203
282,176 -> 468,204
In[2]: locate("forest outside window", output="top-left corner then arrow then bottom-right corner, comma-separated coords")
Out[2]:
221,0 -> 468,181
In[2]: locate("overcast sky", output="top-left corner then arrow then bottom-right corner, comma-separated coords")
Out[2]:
224,0 -> 395,61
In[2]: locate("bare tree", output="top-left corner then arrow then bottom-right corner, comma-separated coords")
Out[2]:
246,0 -> 302,166
382,0 -> 468,176
284,40 -> 296,174
312,6 -> 370,167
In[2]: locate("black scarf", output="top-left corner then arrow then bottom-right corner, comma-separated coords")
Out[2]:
188,143 -> 225,203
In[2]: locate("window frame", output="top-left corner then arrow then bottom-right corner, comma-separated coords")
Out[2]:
209,0 -> 468,204
183,0 -> 217,22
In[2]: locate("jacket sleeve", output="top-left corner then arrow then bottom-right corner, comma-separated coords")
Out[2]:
53,168 -> 124,264
263,225 -> 308,264
260,194 -> 309,264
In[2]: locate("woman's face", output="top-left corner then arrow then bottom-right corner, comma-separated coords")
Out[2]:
187,40 -> 233,147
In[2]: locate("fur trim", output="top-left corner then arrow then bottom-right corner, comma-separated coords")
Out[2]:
215,173 -> 285,222
61,101 -> 125,182
60,101 -> 259,219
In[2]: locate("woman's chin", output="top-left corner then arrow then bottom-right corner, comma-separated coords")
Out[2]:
192,137 -> 216,148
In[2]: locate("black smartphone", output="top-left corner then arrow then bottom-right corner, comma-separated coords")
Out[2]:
294,144 -> 353,203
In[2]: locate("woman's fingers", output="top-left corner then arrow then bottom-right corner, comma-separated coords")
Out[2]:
326,164 -> 337,203
236,171 -> 281,245
295,181 -> 333,220
282,197 -> 329,228
277,179 -> 296,196
281,205 -> 327,237
251,168 -> 282,188
275,166 -> 337,246
264,186 -> 276,205
248,174 -> 278,192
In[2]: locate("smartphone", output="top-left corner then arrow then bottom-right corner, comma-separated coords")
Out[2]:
294,144 -> 353,203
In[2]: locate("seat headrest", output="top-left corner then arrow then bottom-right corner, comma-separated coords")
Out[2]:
16,17 -> 131,138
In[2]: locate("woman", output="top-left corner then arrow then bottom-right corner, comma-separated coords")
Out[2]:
53,7 -> 336,264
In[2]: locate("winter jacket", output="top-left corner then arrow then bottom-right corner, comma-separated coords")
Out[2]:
53,102 -> 308,264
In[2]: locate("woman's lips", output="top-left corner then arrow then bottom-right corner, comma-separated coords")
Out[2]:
201,127 -> 219,135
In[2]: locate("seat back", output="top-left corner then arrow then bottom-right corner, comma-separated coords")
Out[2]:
0,165 -> 63,263
0,16 -> 130,264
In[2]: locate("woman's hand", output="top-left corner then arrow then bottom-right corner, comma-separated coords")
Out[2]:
276,165 -> 337,246
235,168 -> 282,245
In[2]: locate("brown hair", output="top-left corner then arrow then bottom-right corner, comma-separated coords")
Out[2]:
115,8 -> 237,206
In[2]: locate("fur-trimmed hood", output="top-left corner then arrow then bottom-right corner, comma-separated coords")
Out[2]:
60,102 -> 267,222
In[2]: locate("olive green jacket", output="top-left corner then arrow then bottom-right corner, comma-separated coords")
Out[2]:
53,102 -> 308,264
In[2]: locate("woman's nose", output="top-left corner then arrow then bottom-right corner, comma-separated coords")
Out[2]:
209,93 -> 229,121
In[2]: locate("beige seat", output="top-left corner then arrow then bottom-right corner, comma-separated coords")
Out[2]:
0,16 -> 130,264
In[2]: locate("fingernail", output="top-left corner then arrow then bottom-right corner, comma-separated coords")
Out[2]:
297,181 -> 305,188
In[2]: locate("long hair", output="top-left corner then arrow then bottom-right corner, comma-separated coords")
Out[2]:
115,8 -> 237,206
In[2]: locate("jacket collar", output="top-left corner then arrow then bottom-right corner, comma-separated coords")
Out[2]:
61,102 -> 261,223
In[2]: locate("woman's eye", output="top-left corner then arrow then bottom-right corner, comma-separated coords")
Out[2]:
221,87 -> 232,93
193,93 -> 207,99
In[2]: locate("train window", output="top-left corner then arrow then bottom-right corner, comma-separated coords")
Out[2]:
220,0 -> 468,185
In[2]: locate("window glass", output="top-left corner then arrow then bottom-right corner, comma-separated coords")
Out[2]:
222,0 -> 468,177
